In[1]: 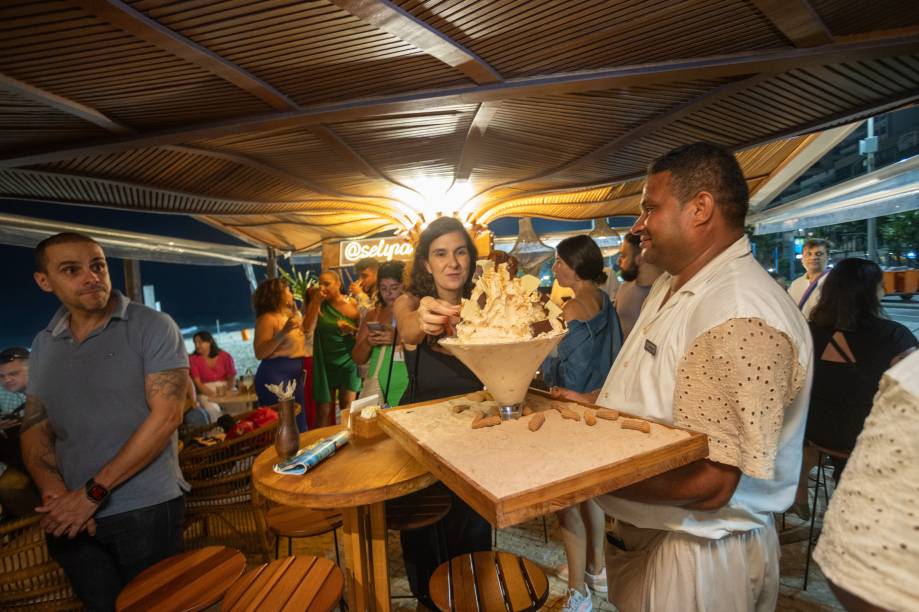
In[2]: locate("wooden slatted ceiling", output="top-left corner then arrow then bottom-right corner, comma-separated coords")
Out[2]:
0,88 -> 110,150
394,0 -> 787,77
33,148 -> 322,203
467,79 -> 734,189
0,1 -> 272,130
124,0 -> 471,105
329,104 -> 478,185
811,0 -> 919,37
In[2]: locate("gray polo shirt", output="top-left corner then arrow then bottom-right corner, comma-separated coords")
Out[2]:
28,291 -> 189,518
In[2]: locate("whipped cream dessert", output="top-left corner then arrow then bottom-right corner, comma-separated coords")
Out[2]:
456,260 -> 563,343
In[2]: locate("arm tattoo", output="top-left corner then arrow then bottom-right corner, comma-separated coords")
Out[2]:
145,368 -> 189,403
32,422 -> 62,476
21,395 -> 48,433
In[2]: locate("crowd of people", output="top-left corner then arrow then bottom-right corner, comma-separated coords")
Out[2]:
0,141 -> 916,612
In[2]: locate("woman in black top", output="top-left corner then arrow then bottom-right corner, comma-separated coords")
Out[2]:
793,258 -> 917,515
806,258 -> 917,450
393,217 -> 491,607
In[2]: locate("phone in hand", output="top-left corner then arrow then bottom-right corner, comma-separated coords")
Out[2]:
366,322 -> 388,333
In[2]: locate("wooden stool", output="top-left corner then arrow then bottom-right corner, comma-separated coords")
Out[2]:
385,484 -> 453,531
803,443 -> 851,590
116,546 -> 245,612
221,555 -> 344,612
265,505 -> 343,564
429,551 -> 549,611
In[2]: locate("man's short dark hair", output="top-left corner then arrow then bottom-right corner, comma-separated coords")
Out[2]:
354,258 -> 379,273
623,232 -> 641,248
34,232 -> 101,273
0,347 -> 29,364
803,238 -> 830,252
648,142 -> 749,228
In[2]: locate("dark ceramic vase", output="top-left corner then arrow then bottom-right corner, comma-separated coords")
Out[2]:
274,399 -> 300,460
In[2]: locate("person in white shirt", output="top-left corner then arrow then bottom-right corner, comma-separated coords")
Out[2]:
787,239 -> 830,319
553,142 -> 812,612
614,232 -> 663,340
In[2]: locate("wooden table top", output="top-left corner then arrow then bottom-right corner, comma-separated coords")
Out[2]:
252,425 -> 436,509
221,556 -> 343,612
115,546 -> 245,612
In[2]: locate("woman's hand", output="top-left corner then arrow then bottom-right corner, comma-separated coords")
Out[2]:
417,296 -> 460,337
549,386 -> 600,405
368,328 -> 394,346
281,316 -> 299,334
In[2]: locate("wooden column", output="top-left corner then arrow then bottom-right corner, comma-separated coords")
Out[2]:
123,259 -> 143,303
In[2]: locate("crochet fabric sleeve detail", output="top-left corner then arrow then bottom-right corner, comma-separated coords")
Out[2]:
673,317 -> 805,480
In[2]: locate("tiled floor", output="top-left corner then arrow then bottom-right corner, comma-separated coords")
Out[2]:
283,504 -> 842,611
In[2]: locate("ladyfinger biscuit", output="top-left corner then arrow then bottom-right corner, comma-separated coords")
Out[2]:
621,419 -> 650,433
472,415 -> 502,429
528,413 -> 545,431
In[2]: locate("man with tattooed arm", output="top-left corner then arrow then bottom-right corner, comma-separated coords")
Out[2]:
21,232 -> 189,611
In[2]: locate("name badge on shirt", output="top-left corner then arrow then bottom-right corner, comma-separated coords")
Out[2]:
644,339 -> 658,357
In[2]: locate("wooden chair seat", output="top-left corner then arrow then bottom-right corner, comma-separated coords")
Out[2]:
429,551 -> 549,612
221,555 -> 343,612
266,506 -> 343,539
385,484 -> 453,531
115,546 -> 245,612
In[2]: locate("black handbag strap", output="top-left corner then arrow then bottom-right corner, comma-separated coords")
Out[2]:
382,328 -> 398,406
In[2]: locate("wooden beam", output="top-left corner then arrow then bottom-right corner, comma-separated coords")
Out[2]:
748,121 -> 863,211
71,0 -> 298,112
0,72 -> 134,135
308,125 -> 385,179
750,0 -> 833,47
3,35 -> 918,168
468,75 -> 770,202
454,101 -> 502,180
328,0 -> 501,84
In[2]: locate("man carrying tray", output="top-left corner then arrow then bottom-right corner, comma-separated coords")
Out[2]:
554,142 -> 813,612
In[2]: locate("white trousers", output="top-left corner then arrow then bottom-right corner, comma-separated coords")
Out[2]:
598,509 -> 779,612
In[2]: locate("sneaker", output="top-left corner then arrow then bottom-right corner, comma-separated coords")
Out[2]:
585,566 -> 607,594
561,587 -> 593,612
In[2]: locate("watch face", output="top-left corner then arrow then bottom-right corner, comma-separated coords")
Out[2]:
87,483 -> 108,502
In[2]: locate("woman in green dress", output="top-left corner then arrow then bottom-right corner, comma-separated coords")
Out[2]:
352,260 -> 409,406
308,270 -> 361,427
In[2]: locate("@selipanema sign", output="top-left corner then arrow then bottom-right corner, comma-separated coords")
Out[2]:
339,237 -> 414,266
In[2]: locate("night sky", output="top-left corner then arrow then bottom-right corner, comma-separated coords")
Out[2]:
0,199 -> 601,349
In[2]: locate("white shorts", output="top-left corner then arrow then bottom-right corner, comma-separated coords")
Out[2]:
600,513 -> 779,612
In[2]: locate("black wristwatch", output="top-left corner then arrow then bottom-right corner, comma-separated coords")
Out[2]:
84,477 -> 110,504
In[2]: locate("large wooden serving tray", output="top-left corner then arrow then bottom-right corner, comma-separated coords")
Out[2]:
377,389 -> 708,528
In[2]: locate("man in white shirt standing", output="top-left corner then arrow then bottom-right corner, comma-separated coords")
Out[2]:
786,238 -> 830,318
554,142 -> 812,612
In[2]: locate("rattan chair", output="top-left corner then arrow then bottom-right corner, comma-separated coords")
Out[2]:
180,417 -> 279,563
0,514 -> 81,611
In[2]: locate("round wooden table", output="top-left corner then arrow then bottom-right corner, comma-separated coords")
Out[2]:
252,425 -> 435,612
115,546 -> 246,612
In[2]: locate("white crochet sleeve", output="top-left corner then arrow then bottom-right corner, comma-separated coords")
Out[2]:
814,365 -> 919,611
673,317 -> 805,479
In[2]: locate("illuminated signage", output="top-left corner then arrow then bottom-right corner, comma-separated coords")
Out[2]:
339,237 -> 413,265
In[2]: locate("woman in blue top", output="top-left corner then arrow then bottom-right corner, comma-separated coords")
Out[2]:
541,234 -> 622,610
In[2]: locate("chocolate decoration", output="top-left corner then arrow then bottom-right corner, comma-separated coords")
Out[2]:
477,292 -> 487,309
529,319 -> 553,336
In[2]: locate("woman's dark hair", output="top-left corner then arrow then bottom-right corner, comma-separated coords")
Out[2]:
810,258 -> 883,330
408,217 -> 478,299
253,278 -> 289,317
193,331 -> 220,357
556,235 -> 607,284
375,260 -> 406,307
